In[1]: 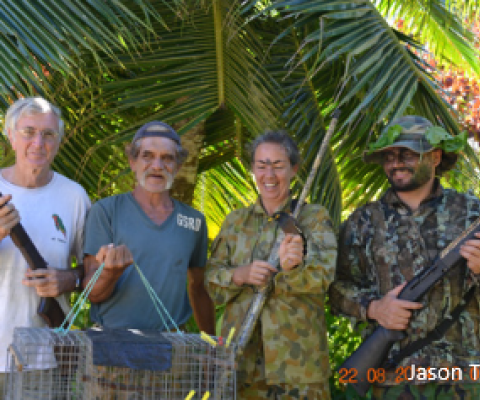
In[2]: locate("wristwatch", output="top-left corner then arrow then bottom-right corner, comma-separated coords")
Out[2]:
72,269 -> 82,291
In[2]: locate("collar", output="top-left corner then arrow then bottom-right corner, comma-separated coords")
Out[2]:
383,178 -> 443,208
253,196 -> 293,216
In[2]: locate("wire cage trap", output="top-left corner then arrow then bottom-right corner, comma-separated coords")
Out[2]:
6,327 -> 236,400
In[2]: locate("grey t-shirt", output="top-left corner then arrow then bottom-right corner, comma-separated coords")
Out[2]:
84,193 -> 207,330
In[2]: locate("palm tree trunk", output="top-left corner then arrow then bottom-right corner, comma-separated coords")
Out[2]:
170,119 -> 205,206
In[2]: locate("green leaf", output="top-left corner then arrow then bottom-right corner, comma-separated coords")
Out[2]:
424,126 -> 467,153
425,126 -> 451,145
368,124 -> 403,152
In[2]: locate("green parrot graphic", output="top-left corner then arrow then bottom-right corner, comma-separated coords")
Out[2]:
52,214 -> 66,238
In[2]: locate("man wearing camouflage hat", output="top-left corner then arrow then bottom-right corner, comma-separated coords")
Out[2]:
329,116 -> 480,398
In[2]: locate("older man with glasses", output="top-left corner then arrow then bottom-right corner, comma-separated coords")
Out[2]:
0,97 -> 90,397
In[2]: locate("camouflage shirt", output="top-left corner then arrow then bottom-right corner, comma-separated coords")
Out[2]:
329,181 -> 480,385
205,197 -> 337,387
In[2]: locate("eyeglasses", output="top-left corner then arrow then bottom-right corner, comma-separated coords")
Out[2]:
139,151 -> 177,167
16,127 -> 60,142
382,150 -> 420,165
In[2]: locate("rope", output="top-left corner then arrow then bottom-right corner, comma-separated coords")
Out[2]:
55,261 -> 183,335
133,262 -> 183,334
54,263 -> 105,334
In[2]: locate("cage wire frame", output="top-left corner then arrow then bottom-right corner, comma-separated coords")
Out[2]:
6,327 -> 236,399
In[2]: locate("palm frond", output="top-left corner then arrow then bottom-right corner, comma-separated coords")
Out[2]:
0,1 -> 168,101
375,0 -> 480,75
267,0 -> 477,210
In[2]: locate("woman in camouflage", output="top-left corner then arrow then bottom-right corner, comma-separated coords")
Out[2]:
206,131 -> 337,399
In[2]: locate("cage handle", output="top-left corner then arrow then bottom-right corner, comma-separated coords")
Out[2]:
8,344 -> 25,372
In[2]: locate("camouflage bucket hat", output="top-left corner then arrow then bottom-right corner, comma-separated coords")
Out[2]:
364,115 -> 467,173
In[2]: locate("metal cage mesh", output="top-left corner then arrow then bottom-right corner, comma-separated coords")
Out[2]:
7,328 -> 236,400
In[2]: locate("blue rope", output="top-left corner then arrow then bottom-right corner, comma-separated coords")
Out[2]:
56,261 -> 183,335
133,262 -> 183,334
55,263 -> 105,334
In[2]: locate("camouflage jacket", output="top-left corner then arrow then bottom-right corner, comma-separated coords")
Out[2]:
205,197 -> 337,386
329,181 -> 480,385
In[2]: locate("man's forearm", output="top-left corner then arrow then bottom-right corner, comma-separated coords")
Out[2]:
83,255 -> 121,303
84,268 -> 123,303
189,286 -> 215,335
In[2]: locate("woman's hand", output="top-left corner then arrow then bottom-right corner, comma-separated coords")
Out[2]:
232,261 -> 278,287
279,234 -> 304,271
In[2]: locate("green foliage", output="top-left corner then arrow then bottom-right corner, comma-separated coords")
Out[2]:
424,127 -> 468,153
3,1 -> 478,396
367,125 -> 403,153
69,292 -> 93,330
368,124 -> 468,155
326,300 -> 369,399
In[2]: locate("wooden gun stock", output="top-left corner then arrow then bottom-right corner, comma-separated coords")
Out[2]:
339,217 -> 480,396
1,193 -> 66,328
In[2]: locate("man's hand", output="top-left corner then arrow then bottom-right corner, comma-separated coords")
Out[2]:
0,194 -> 20,241
95,243 -> 134,276
279,234 -> 304,271
83,244 -> 134,303
367,284 -> 423,330
22,267 -> 74,297
232,260 -> 277,287
460,232 -> 480,275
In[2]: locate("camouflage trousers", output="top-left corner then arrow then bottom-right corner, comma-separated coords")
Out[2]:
238,380 -> 330,400
372,383 -> 480,400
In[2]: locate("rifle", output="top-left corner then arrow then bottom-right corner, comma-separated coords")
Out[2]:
233,109 -> 341,356
339,216 -> 480,396
1,193 -> 66,328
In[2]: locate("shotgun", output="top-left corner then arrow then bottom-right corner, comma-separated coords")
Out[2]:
1,193 -> 65,327
339,216 -> 480,396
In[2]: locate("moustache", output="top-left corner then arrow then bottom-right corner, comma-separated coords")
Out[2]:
390,167 -> 414,175
140,169 -> 175,191
144,171 -> 168,179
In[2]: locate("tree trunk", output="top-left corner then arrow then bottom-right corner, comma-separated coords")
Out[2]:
170,119 -> 205,206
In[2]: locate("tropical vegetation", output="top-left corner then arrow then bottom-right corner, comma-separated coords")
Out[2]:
0,1 -> 479,398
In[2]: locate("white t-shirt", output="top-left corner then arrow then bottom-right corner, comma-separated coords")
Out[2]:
0,172 -> 90,371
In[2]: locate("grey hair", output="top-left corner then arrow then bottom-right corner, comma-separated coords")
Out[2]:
4,97 -> 64,140
125,137 -> 189,164
248,130 -> 300,166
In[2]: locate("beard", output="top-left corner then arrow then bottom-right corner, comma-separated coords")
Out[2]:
387,164 -> 434,192
138,169 -> 175,193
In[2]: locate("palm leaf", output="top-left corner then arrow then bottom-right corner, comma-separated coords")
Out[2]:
0,1 -> 167,101
267,0 -> 479,210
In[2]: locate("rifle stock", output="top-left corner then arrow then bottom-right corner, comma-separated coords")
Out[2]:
339,217 -> 480,396
2,194 -> 66,328
340,327 -> 405,395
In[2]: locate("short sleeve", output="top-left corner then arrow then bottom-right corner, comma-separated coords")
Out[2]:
189,213 -> 208,269
83,201 -> 114,257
